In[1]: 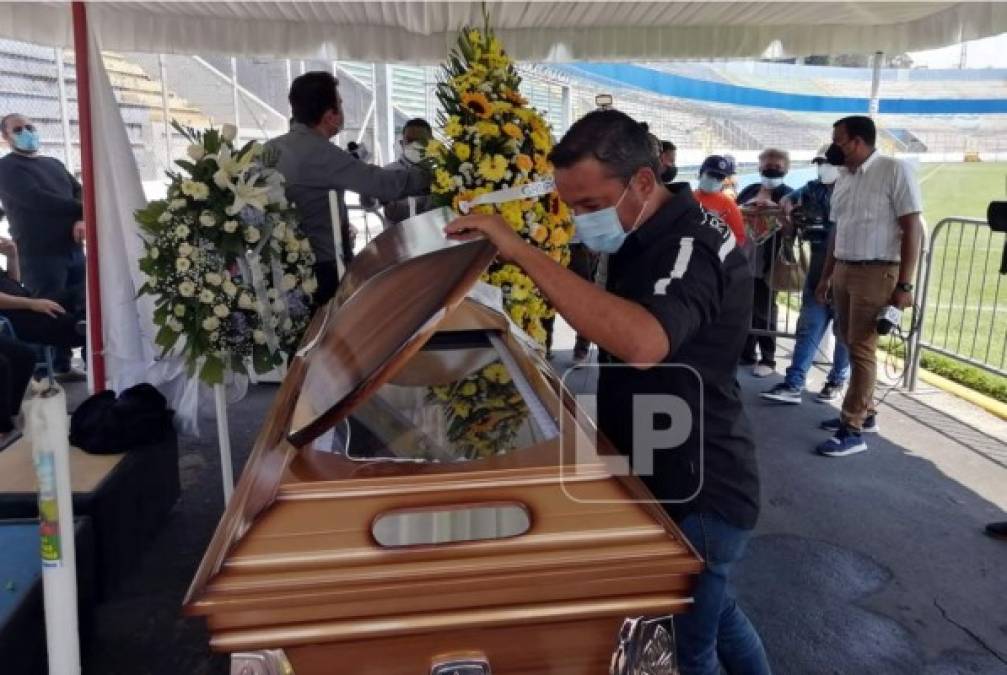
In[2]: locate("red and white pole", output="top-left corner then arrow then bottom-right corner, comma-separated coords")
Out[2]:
71,1 -> 106,393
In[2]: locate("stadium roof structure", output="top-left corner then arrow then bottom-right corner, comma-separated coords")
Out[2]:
2,1 -> 1006,62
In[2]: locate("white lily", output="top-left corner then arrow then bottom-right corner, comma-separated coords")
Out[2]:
226,172 -> 270,216
212,144 -> 254,178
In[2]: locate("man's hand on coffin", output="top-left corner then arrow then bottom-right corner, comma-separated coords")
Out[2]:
445,213 -> 525,261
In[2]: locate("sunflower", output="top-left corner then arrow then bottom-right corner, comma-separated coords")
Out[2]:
462,91 -> 493,119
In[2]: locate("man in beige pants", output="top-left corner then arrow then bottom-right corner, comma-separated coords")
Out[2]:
814,115 -> 923,457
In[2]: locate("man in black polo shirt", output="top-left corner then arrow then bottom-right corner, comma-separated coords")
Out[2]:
446,110 -> 769,675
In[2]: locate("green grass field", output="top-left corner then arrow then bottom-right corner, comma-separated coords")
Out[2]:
915,162 -> 1007,378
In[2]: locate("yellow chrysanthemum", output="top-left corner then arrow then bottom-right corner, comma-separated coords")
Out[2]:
510,285 -> 529,301
478,154 -> 508,182
530,129 -> 551,152
500,201 -> 524,231
492,101 -> 514,114
514,154 -> 533,173
434,168 -> 453,193
528,323 -> 547,343
483,363 -> 511,385
452,401 -> 472,418
502,123 -> 524,141
426,139 -> 446,158
444,116 -> 463,138
460,381 -> 478,397
529,224 -> 549,244
462,92 -> 494,119
454,142 -> 471,161
534,153 -> 551,174
474,121 -> 500,138
549,226 -> 571,247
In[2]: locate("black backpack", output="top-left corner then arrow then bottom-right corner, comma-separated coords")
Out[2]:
70,383 -> 174,454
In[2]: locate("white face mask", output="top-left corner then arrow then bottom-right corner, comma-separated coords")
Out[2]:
400,140 -> 425,164
761,176 -> 784,190
698,174 -> 725,193
817,163 -> 840,184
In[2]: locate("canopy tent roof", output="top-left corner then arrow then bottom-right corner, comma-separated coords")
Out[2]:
3,1 -> 1006,63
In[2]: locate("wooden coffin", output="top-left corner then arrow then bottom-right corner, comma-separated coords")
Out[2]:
184,209 -> 703,675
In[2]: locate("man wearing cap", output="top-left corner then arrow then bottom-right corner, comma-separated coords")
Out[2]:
694,155 -> 745,245
761,145 -> 849,405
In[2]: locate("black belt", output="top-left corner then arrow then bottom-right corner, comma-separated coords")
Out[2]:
837,259 -> 899,266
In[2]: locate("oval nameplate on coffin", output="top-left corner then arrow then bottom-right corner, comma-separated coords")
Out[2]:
372,502 -> 531,548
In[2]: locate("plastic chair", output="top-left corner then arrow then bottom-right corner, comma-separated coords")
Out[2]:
0,315 -> 55,385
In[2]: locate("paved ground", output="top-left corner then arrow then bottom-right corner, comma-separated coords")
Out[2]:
68,320 -> 1007,675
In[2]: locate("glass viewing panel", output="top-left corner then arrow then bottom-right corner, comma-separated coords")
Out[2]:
305,332 -> 556,462
371,503 -> 531,547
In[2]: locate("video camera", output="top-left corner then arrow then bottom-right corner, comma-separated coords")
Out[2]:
789,204 -> 829,245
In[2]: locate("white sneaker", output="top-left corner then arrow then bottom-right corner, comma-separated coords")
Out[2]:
752,364 -> 775,378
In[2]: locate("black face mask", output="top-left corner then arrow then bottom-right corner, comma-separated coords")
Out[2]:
825,143 -> 846,166
661,165 -> 678,184
760,167 -> 786,179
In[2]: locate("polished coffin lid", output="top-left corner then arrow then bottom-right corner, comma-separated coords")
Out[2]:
183,208 -> 704,658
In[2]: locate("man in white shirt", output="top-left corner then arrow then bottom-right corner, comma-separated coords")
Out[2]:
814,115 -> 923,457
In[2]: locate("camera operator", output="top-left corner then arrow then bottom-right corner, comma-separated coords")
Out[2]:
761,146 -> 849,406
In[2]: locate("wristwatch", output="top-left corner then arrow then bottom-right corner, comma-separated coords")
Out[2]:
896,282 -> 914,292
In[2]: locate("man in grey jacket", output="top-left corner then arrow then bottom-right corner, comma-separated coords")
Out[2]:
266,71 -> 430,307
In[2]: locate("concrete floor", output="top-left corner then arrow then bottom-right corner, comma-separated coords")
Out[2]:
72,321 -> 1007,675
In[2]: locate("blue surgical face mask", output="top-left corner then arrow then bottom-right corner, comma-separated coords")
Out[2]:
12,128 -> 39,154
573,185 -> 647,254
761,177 -> 784,190
698,174 -> 724,193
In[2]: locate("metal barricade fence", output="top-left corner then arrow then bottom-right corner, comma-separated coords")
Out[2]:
747,229 -> 806,341
907,216 -> 1007,389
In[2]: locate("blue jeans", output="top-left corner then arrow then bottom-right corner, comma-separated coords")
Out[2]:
20,249 -> 86,372
674,512 -> 772,675
783,282 -> 850,391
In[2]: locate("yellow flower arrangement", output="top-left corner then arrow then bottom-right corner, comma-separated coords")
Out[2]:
428,18 -> 571,349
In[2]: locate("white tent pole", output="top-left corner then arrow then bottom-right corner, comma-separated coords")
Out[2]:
55,48 -> 74,169
158,54 -> 171,167
869,51 -> 883,118
214,382 -> 234,503
230,57 -> 241,134
30,387 -> 82,675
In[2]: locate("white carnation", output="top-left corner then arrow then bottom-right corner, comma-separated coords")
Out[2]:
212,303 -> 230,318
281,274 -> 297,291
199,211 -> 217,228
302,276 -> 318,294
181,180 -> 209,201
252,329 -> 267,345
199,289 -> 215,304
222,281 -> 238,297
201,316 -> 220,332
179,281 -> 196,297
169,198 -> 187,211
174,224 -> 190,238
175,258 -> 191,273
238,293 -> 255,309
177,242 -> 194,257
167,317 -> 184,332
186,144 -> 206,161
223,220 -> 239,233
244,226 -> 261,243
204,272 -> 223,286
220,124 -> 237,142
173,304 -> 186,317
